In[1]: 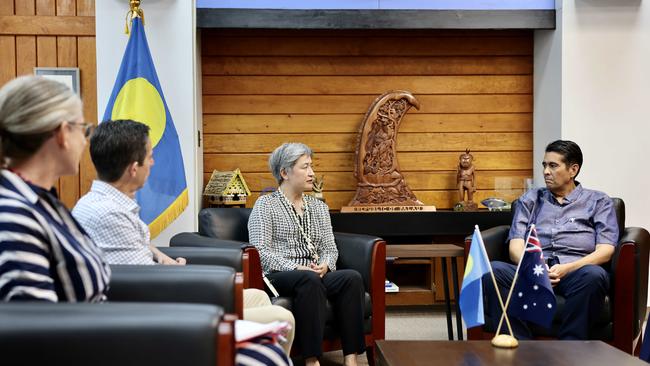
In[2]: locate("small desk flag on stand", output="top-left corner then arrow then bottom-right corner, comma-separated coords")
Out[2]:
459,227 -> 492,328
102,12 -> 188,238
508,226 -> 556,327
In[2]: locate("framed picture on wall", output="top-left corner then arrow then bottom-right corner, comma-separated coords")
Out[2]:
34,67 -> 80,96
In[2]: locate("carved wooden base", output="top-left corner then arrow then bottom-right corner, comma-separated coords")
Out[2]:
349,181 -> 423,206
454,201 -> 478,212
340,205 -> 437,213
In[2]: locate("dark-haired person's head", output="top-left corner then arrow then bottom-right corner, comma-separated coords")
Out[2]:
543,140 -> 582,193
90,120 -> 153,189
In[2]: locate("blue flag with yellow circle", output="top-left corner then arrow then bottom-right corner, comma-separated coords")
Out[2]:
459,227 -> 492,328
102,17 -> 187,238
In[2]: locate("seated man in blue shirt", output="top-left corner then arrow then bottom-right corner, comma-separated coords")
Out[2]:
484,140 -> 619,340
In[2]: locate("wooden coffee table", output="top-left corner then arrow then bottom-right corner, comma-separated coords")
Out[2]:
376,340 -> 646,365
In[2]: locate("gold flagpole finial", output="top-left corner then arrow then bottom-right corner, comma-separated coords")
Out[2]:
125,0 -> 145,35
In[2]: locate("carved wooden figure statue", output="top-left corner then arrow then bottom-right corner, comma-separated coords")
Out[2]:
312,175 -> 325,202
457,149 -> 476,203
348,90 -> 423,206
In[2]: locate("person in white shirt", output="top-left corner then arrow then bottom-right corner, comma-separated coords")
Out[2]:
73,119 -> 294,355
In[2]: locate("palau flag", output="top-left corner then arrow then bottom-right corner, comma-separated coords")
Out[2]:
459,226 -> 492,328
102,16 -> 187,238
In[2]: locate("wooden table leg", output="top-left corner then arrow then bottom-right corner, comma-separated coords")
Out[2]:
451,256 -> 463,340
441,258 -> 453,340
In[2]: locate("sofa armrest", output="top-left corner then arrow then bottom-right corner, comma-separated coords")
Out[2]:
464,225 -> 511,263
0,302 -> 231,366
170,232 -> 247,250
107,264 -> 243,317
170,233 -> 264,290
334,232 -> 382,290
159,246 -> 244,271
198,208 -> 252,242
610,227 -> 650,353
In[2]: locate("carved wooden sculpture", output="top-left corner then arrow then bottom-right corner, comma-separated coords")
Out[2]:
348,91 -> 423,206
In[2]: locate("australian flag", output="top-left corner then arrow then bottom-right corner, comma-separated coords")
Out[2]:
508,226 -> 557,327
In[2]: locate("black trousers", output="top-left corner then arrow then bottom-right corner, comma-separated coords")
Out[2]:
485,261 -> 609,340
266,269 -> 366,359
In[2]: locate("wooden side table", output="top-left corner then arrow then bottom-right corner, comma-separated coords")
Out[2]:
387,244 -> 465,340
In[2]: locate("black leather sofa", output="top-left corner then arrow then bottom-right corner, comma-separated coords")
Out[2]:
107,264 -> 244,318
465,198 -> 650,354
0,302 -> 234,366
169,207 -> 386,364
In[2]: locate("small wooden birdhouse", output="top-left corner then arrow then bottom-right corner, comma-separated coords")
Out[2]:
203,168 -> 251,207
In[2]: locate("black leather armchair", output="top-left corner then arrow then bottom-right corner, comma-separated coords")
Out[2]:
168,233 -> 263,289
171,207 -> 386,365
108,264 -> 244,318
465,198 -> 650,354
0,302 -> 234,366
158,245 -> 244,269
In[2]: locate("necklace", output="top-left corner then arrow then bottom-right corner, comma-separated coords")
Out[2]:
277,188 -> 319,263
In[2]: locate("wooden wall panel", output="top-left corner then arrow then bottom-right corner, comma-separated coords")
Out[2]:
78,36 -> 97,196
202,35 -> 532,56
15,36 -> 36,76
14,0 -> 35,15
203,95 -> 532,114
0,36 -> 16,85
201,29 -> 534,210
36,0 -> 55,16
57,33 -> 79,208
57,0 -> 76,16
76,0 -> 93,16
0,1 -> 14,15
36,36 -> 56,66
0,0 -> 98,209
203,113 -> 532,134
202,56 -> 533,76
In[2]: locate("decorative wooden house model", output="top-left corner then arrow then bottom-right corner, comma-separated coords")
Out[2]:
203,168 -> 251,207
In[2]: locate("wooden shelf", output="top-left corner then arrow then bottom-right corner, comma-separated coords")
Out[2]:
387,287 -> 435,306
385,244 -> 465,305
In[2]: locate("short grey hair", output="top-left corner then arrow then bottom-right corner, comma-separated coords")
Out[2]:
0,75 -> 82,163
269,142 -> 313,185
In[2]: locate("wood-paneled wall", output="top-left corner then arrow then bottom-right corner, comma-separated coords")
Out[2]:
0,0 -> 96,208
201,29 -> 534,210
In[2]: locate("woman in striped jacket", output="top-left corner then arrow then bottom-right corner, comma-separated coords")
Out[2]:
0,75 -> 109,302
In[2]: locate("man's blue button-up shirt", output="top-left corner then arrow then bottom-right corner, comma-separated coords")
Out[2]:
508,183 -> 619,264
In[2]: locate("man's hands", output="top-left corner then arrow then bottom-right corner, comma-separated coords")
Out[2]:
548,262 -> 575,286
297,262 -> 329,277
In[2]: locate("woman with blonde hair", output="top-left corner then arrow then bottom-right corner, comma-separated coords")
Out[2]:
0,75 -> 109,302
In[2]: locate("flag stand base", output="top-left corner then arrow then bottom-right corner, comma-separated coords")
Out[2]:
491,334 -> 519,348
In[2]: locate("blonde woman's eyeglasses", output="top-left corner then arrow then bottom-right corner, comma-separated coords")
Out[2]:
67,122 -> 95,138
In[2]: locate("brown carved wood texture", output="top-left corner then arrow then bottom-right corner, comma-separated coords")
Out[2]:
0,0 -> 96,209
350,91 -> 422,206
202,29 -> 534,210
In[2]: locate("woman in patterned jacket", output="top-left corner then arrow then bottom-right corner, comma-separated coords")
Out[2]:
0,75 -> 110,302
248,142 -> 366,366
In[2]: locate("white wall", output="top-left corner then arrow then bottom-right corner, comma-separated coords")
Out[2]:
535,0 -> 650,228
561,0 -> 650,230
96,0 -> 201,245
533,7 -> 562,187
535,0 -> 650,302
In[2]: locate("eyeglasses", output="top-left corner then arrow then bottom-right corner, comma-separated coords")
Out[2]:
67,122 -> 95,138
